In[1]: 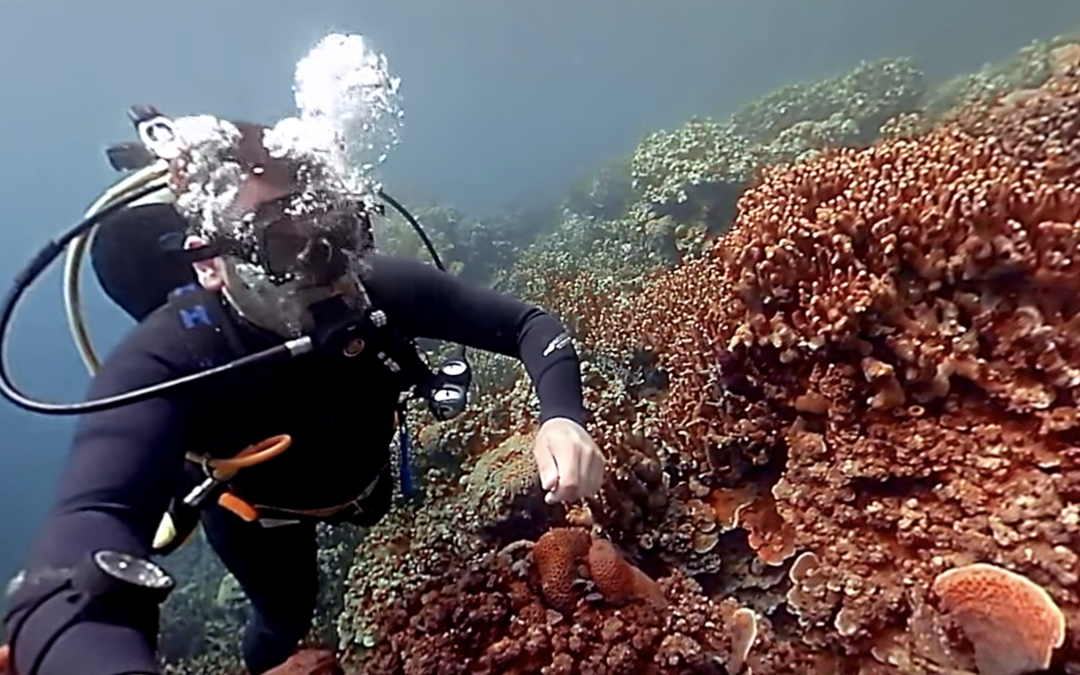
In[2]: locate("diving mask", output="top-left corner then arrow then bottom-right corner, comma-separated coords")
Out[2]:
209,190 -> 374,288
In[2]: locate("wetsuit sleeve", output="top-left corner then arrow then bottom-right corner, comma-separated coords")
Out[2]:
366,255 -> 587,426
3,320 -> 192,675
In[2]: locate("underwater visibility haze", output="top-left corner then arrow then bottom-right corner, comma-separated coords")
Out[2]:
3,2 -> 1080,674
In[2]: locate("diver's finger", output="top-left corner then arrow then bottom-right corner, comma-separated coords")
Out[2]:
553,444 -> 584,503
583,449 -> 604,498
592,446 -> 607,489
535,439 -> 559,493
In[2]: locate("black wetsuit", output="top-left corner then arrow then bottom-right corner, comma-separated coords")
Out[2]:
2,254 -> 585,675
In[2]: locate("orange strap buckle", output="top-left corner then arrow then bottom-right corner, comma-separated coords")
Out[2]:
187,435 -> 292,523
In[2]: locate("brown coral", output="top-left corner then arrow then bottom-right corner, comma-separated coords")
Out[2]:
932,562 -> 1066,675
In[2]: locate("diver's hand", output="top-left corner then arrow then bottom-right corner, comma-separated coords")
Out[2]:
533,417 -> 605,504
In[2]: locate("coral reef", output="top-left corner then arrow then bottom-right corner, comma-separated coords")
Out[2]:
329,37 -> 1080,675
628,57 -> 926,227
585,40 -> 1080,673
336,426 -> 557,652
348,528 -> 763,675
160,29 -> 1080,675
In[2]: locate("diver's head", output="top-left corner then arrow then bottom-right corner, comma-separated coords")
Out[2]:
175,120 -> 375,338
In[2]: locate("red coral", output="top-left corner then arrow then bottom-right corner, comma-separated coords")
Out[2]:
532,528 -> 668,615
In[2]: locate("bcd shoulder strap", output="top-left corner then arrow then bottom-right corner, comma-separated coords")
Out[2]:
163,282 -> 436,394
164,282 -> 246,372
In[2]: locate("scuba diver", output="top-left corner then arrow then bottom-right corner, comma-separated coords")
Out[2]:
0,111 -> 605,675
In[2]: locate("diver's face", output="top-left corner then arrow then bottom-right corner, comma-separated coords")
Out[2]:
216,176 -> 368,337
220,257 -> 344,337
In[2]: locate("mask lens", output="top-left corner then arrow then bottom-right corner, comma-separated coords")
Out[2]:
262,218 -> 320,277
238,194 -> 369,285
260,213 -> 357,283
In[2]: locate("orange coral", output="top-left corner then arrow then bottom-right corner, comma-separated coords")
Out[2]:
932,562 -> 1066,675
733,489 -> 796,566
586,537 -> 668,610
532,527 -> 591,613
532,527 -> 668,615
706,485 -> 796,565
707,485 -> 757,530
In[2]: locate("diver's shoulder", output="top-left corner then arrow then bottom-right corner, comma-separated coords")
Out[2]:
363,254 -> 447,305
365,253 -> 447,287
82,304 -> 195,400
108,300 -> 205,367
366,252 -> 427,275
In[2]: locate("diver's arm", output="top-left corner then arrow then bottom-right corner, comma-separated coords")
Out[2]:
366,254 -> 587,426
3,322 -> 193,675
